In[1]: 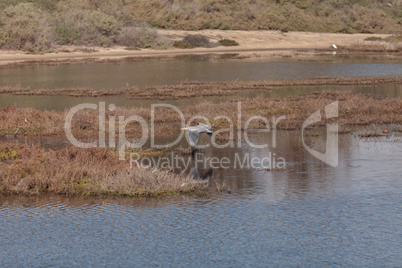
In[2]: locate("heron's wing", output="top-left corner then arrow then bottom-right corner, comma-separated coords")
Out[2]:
188,167 -> 200,180
198,123 -> 211,130
187,130 -> 200,146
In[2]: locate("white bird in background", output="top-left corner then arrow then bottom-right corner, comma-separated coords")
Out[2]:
332,44 -> 337,49
181,123 -> 213,147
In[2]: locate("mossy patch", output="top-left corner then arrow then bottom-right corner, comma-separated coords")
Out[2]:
364,36 -> 383,41
173,41 -> 195,49
218,39 -> 239,46
74,177 -> 101,195
0,147 -> 20,162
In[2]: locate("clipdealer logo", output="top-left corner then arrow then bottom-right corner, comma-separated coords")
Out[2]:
64,101 -> 339,167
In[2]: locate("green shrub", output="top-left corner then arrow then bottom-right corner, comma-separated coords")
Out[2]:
127,0 -> 401,33
182,34 -> 215,48
219,23 -> 231,30
218,39 -> 239,46
55,26 -> 80,45
131,26 -> 161,48
116,24 -> 168,49
55,9 -> 119,46
183,34 -> 210,47
173,41 -> 195,49
116,26 -> 138,47
0,3 -> 55,52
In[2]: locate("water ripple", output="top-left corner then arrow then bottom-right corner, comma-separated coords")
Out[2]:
1,134 -> 401,267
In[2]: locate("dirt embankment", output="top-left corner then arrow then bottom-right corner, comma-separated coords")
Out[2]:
0,30 -> 400,66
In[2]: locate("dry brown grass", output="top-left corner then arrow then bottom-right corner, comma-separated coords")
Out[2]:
1,90 -> 401,139
1,77 -> 401,99
0,105 -> 65,136
0,86 -> 128,97
0,142 -> 207,197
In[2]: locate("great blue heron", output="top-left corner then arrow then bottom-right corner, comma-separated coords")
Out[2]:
181,123 -> 213,147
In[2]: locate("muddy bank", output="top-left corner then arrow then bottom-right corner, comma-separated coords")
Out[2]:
1,77 -> 401,99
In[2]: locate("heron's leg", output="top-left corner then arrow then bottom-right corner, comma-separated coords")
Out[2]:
191,147 -> 204,158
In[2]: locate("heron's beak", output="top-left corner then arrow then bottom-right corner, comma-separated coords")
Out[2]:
180,128 -> 186,131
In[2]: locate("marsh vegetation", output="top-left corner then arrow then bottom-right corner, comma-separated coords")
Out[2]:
0,142 -> 210,197
1,89 -> 401,138
0,77 -> 400,98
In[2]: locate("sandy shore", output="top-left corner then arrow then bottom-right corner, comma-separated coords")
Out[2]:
0,30 -> 397,66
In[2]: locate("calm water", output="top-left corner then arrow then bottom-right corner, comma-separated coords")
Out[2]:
0,56 -> 401,90
1,56 -> 401,266
1,56 -> 401,111
1,131 -> 401,267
